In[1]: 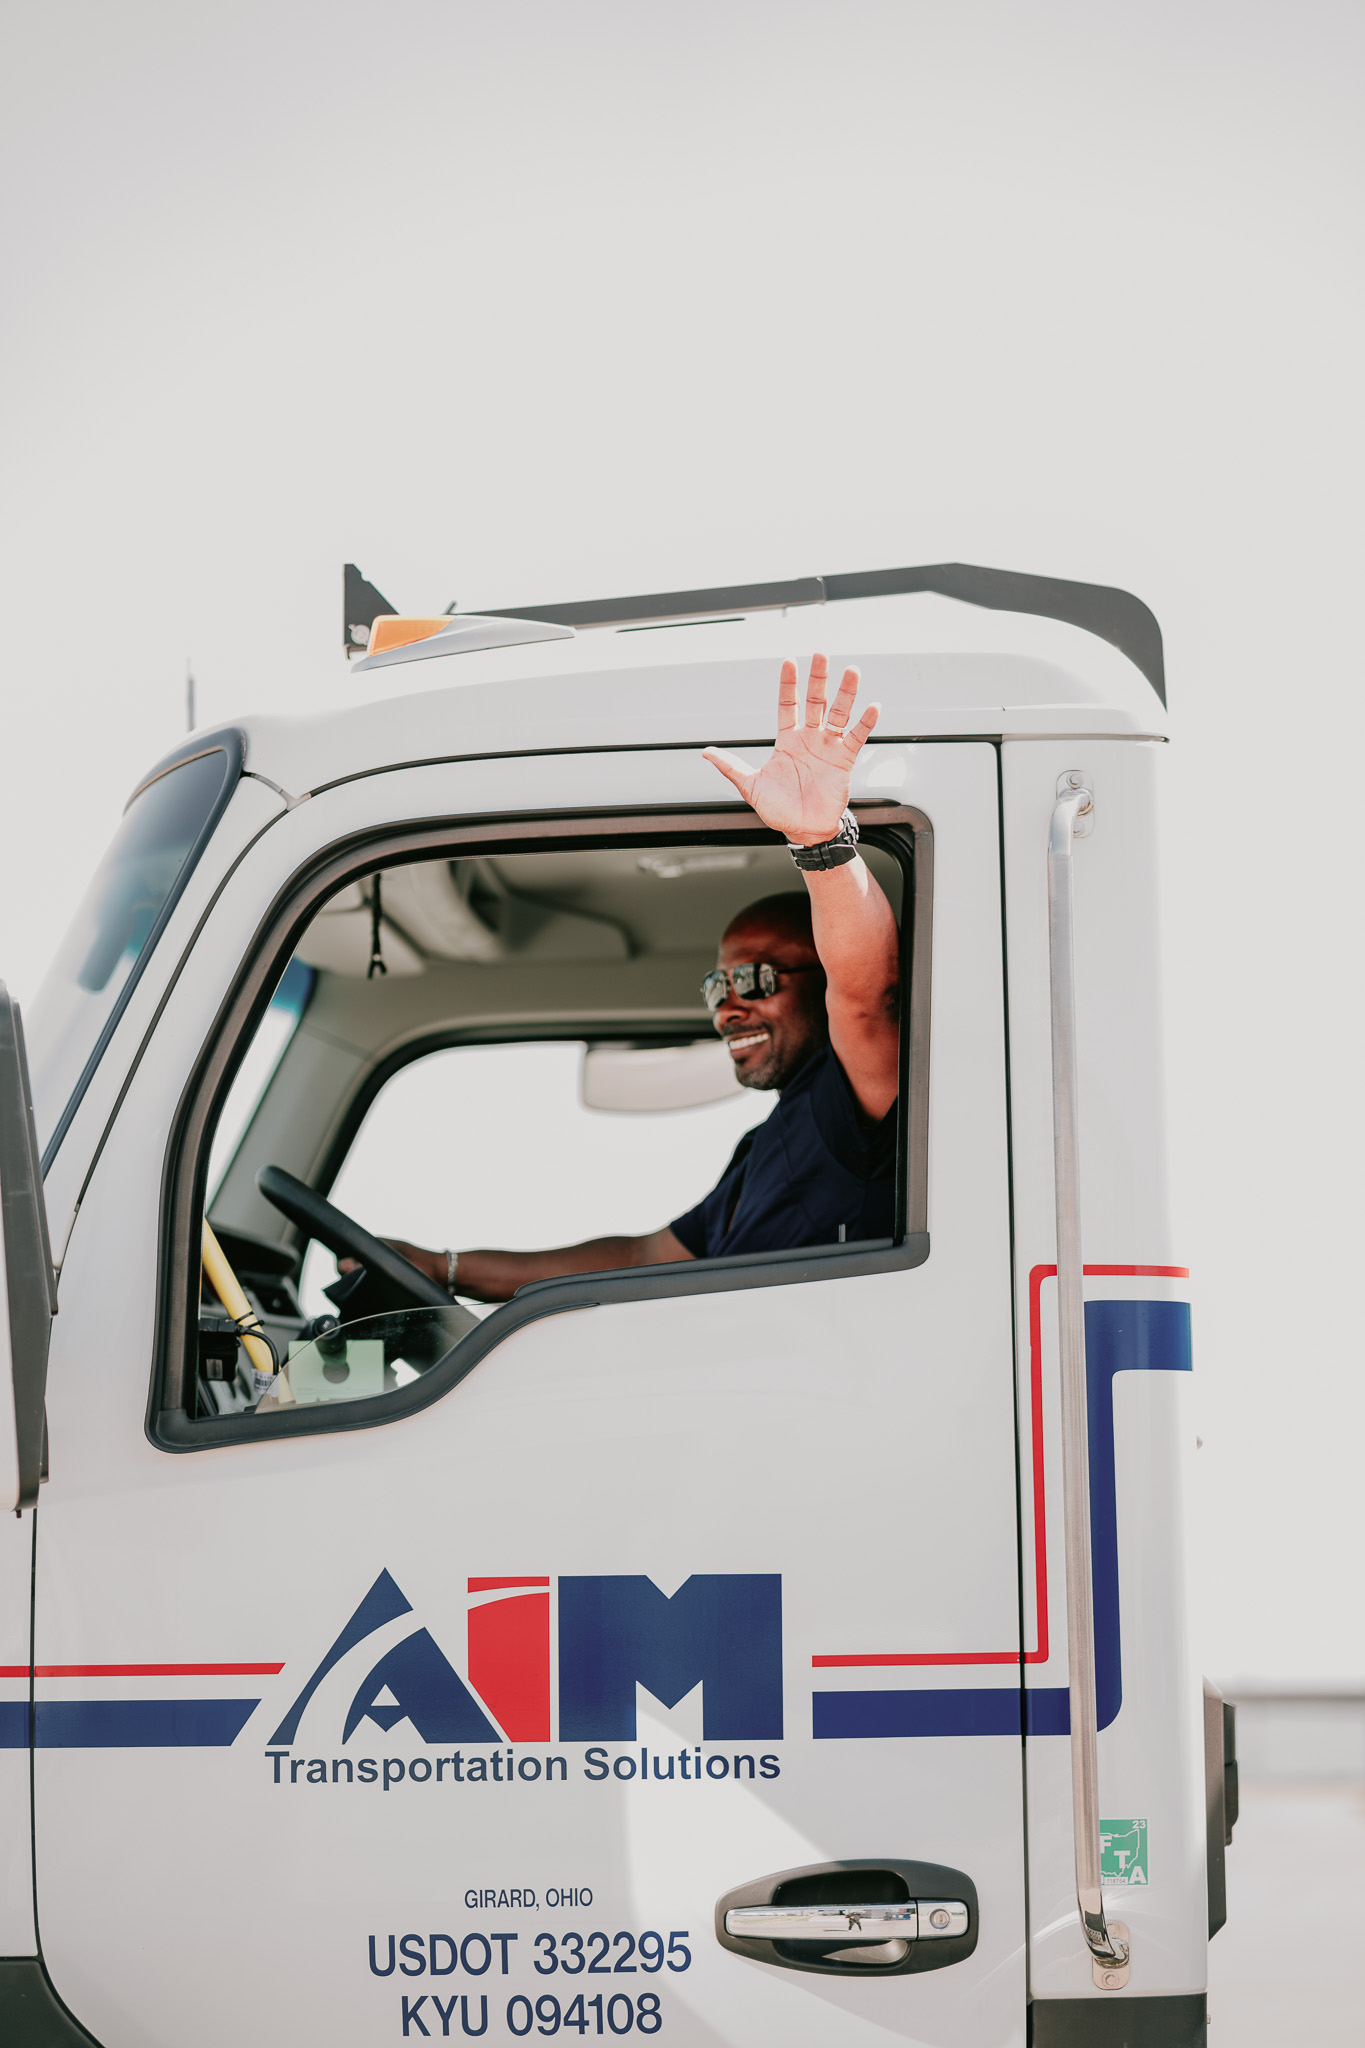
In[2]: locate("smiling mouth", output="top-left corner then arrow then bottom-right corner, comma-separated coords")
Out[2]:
725,1030 -> 770,1055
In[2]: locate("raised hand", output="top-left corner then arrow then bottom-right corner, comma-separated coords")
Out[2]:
703,654 -> 879,846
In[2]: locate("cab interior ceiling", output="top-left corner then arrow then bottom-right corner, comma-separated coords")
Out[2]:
208,839 -> 905,1254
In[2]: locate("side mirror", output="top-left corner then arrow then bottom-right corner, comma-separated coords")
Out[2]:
0,985 -> 57,1511
580,1038 -> 742,1114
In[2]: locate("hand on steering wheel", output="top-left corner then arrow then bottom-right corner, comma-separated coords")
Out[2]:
340,1237 -> 443,1287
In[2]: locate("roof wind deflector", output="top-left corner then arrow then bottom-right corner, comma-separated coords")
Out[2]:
467,561 -> 1166,705
823,565 -> 1165,706
485,576 -> 827,634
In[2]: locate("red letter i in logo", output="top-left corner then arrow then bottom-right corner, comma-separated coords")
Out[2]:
467,1578 -> 551,1741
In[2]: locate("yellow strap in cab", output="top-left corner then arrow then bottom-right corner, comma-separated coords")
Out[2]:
201,1221 -> 276,1378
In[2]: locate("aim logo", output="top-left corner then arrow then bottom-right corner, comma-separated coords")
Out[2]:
269,1572 -> 783,1748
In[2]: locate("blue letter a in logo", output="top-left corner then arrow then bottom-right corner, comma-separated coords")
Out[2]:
270,1568 -> 412,1745
345,1630 -> 499,1742
558,1575 -> 782,1740
270,1568 -> 497,1746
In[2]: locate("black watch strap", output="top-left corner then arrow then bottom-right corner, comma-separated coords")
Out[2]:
787,809 -> 860,871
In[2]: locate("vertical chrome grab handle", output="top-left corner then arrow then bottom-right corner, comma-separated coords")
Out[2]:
1047,773 -> 1131,1987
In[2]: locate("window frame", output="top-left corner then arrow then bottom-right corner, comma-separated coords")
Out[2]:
151,801 -> 932,1452
39,729 -> 244,1172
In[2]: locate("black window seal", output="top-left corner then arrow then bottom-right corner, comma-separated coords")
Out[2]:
157,1235 -> 927,1450
150,801 -> 931,1453
41,728 -> 246,1175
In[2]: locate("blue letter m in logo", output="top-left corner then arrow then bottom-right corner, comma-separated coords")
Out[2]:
558,1575 -> 782,1740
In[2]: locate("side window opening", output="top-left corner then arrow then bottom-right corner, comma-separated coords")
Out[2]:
176,820 -> 918,1439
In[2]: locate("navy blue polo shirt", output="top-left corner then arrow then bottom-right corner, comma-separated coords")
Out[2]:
670,1044 -> 897,1258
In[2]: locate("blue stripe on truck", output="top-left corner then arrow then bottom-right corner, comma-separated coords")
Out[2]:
0,1700 -> 261,1748
814,1300 -> 1192,1738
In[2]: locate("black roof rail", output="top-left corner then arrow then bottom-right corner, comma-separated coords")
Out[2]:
467,561 -> 1166,705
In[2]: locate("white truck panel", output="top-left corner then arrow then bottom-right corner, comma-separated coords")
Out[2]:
0,1512 -> 36,1953
33,743 -> 1029,2047
1001,740 -> 1205,2006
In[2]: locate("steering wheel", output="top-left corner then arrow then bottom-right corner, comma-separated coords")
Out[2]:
256,1165 -> 454,1313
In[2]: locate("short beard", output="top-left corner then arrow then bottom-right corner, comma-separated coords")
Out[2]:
732,1031 -> 822,1093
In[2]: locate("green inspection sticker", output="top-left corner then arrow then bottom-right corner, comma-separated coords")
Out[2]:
1100,1818 -> 1149,1886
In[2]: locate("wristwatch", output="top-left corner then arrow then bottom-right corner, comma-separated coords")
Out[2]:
787,809 -> 860,871
445,1249 -> 460,1296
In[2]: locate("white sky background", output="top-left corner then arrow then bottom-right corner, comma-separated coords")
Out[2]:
1,0 -> 1362,1683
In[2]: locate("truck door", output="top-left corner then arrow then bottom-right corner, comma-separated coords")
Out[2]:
30,742 -> 1027,2048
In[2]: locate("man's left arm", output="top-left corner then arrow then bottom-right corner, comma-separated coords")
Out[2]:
800,852 -> 899,1119
704,652 -> 899,1120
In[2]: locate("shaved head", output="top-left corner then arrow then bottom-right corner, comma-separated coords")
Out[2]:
721,892 -> 817,957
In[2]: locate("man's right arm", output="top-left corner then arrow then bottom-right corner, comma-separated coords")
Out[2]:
382,1227 -> 692,1303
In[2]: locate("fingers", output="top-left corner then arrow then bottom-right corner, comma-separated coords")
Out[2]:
803,651 -> 829,727
826,664 -> 860,733
702,745 -> 757,799
844,701 -> 881,756
776,659 -> 798,731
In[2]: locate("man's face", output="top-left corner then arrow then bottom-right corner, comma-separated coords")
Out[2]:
712,914 -> 827,1090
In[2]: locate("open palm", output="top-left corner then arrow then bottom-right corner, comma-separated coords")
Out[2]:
703,654 -> 879,845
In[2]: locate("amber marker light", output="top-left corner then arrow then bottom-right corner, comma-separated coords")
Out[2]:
366,616 -> 455,656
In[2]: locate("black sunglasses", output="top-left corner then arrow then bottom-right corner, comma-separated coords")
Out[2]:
700,962 -> 823,1010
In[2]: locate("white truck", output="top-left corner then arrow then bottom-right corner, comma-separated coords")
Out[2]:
0,562 -> 1234,2046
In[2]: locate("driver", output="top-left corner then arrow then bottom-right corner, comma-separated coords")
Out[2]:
377,655 -> 899,1301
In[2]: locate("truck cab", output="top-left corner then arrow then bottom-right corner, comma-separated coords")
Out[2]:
0,565 -> 1229,2047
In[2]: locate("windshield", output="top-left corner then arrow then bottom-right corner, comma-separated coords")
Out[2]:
30,742 -> 239,1166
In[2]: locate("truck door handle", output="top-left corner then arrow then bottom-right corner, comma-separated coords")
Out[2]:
725,1900 -> 968,1941
1047,773 -> 1132,1991
715,1859 -> 977,1977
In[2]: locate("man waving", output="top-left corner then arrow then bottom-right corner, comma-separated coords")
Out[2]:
390,654 -> 900,1298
